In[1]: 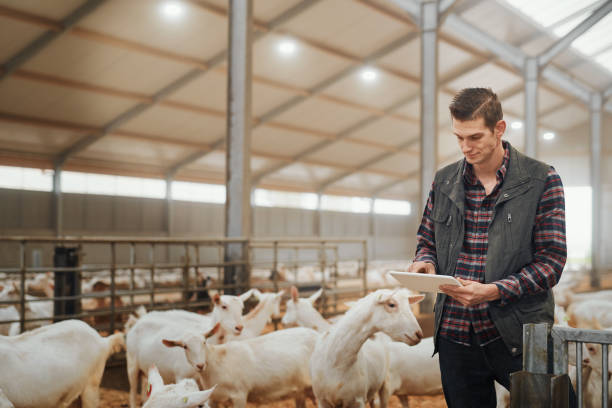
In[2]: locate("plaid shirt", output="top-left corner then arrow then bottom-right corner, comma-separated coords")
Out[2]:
414,142 -> 566,346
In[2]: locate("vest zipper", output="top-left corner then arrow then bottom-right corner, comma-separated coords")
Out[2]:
507,212 -> 512,223
446,215 -> 452,226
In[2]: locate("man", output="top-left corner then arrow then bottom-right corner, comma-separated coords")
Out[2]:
410,88 -> 574,407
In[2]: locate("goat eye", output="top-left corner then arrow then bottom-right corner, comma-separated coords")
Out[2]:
388,302 -> 396,308
183,345 -> 187,349
221,305 -> 227,310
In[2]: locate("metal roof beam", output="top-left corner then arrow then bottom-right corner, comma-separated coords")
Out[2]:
541,66 -> 592,104
370,169 -> 418,197
316,139 -> 418,191
252,30 -> 538,185
0,0 -> 107,81
54,68 -> 207,166
443,13 -> 526,71
251,85 -> 420,185
537,0 -> 612,68
604,83 -> 612,101
55,0 -> 319,169
438,0 -> 456,15
387,0 -> 420,23
443,12 -> 599,107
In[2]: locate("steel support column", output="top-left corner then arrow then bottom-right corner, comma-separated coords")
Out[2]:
314,193 -> 322,236
524,57 -> 539,158
604,83 -> 612,101
419,0 -> 438,208
419,0 -> 438,313
165,175 -> 173,237
369,198 -> 376,260
590,92 -> 602,288
53,166 -> 62,237
224,0 -> 253,294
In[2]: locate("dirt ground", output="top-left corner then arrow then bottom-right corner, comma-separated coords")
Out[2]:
98,388 -> 447,408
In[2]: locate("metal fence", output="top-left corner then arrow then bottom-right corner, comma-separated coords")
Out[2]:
511,323 -> 612,408
0,236 -> 369,334
249,237 -> 369,317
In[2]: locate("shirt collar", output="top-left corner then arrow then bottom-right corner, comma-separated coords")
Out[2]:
463,140 -> 510,186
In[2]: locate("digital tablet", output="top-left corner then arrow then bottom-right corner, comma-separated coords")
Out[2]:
389,271 -> 462,293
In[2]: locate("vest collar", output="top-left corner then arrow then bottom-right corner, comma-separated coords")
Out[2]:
439,142 -> 531,210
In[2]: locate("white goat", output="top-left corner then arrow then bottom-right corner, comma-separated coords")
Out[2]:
284,286 -> 445,407
0,388 -> 14,408
0,306 -> 19,336
0,320 -> 123,408
0,283 -> 53,333
281,287 -> 330,332
126,291 -> 251,408
581,341 -> 612,408
383,337 -> 442,406
224,289 -> 283,342
164,324 -> 318,408
310,289 -> 425,408
142,366 -> 215,408
567,299 -> 612,329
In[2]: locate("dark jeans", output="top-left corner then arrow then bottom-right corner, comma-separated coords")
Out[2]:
438,330 -> 578,408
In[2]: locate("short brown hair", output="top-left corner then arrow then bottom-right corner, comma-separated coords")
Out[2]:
449,88 -> 503,132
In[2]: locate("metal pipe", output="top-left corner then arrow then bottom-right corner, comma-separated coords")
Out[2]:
109,242 -> 116,333
149,243 -> 155,307
362,240 -> 368,296
603,344 -> 609,408
129,242 -> 135,306
577,342 -> 583,408
420,0 -> 438,210
19,241 -> 26,333
183,243 -> 190,307
590,92 -> 602,288
319,241 -> 327,315
524,57 -> 538,158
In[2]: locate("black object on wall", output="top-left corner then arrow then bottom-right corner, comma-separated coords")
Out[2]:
53,246 -> 81,320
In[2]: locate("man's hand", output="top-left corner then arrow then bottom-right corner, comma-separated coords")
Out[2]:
439,278 -> 500,306
409,261 -> 436,275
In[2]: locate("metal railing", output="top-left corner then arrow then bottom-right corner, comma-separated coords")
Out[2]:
0,236 -> 369,333
511,323 -> 612,408
0,236 -> 249,333
249,237 -> 369,318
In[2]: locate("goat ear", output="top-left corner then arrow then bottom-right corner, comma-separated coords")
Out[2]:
239,289 -> 254,302
408,294 -> 425,304
193,384 -> 216,402
162,339 -> 185,349
376,289 -> 398,304
212,293 -> 221,305
308,288 -> 323,305
204,322 -> 221,339
344,300 -> 357,309
290,286 -> 299,302
252,289 -> 262,300
146,365 -> 164,395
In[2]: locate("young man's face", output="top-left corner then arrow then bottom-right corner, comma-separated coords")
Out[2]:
452,116 -> 505,166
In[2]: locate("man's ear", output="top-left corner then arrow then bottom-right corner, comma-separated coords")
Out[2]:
495,120 -> 506,138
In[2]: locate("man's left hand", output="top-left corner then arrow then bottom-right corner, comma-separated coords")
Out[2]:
439,278 -> 500,306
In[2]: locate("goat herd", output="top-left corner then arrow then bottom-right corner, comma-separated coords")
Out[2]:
0,273 -> 611,408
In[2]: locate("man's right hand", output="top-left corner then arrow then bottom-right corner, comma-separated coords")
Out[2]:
409,261 -> 436,275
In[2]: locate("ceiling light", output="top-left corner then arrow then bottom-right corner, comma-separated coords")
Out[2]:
543,132 -> 555,140
277,39 -> 297,56
161,1 -> 185,19
361,68 -> 377,82
511,121 -> 523,130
